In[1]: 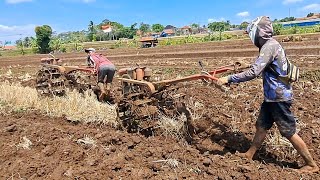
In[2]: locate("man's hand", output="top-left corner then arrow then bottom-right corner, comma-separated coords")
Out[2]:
217,76 -> 229,86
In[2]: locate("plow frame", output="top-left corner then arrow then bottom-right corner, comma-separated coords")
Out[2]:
118,61 -> 250,95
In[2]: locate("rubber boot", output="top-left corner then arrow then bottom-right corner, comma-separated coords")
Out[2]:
98,82 -> 106,102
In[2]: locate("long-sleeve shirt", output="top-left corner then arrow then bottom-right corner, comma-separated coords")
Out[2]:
228,39 -> 293,102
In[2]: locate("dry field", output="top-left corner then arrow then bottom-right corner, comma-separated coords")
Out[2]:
0,34 -> 320,179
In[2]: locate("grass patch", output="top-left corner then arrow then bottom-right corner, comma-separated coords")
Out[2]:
0,48 -> 35,57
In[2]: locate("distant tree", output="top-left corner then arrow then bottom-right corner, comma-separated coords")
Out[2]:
191,23 -> 199,29
130,23 -> 138,31
139,23 -> 150,35
89,21 -> 94,30
119,27 -> 133,39
110,21 -> 124,30
191,23 -> 200,33
130,23 -> 138,38
23,37 -> 31,48
117,26 -> 137,39
110,21 -> 125,40
102,19 -> 111,24
208,21 -> 230,32
56,31 -> 84,43
307,13 -> 314,17
208,21 -> 230,41
88,21 -> 97,42
69,33 -> 84,51
49,37 -> 63,52
230,24 -> 236,28
240,21 -> 249,30
151,24 -> 164,33
279,17 -> 296,22
92,34 -> 97,41
273,23 -> 283,35
35,25 -> 52,53
15,39 -> 25,55
15,39 -> 22,46
29,37 -> 38,52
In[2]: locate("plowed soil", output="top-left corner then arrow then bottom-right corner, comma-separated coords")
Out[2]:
0,34 -> 320,179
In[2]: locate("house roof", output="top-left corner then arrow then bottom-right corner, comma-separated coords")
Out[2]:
101,24 -> 112,29
164,25 -> 175,29
2,45 -> 16,50
181,26 -> 191,29
163,29 -> 175,34
101,25 -> 112,33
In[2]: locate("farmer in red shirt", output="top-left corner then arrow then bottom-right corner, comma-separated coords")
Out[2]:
85,48 -> 116,101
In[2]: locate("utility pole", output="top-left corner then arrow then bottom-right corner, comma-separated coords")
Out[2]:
18,35 -> 25,55
289,8 -> 291,17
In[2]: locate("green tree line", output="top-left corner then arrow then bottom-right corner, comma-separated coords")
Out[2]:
13,13 -> 319,54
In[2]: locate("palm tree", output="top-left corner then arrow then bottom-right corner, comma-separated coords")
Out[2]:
88,21 -> 97,41
89,21 -> 94,33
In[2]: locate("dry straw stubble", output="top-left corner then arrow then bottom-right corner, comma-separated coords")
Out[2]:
0,82 -> 118,126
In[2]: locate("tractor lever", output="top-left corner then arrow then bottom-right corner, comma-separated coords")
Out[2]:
198,60 -> 205,71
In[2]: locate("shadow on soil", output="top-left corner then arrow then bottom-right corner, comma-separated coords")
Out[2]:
192,120 -> 299,169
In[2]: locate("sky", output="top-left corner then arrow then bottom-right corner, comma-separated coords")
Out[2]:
0,0 -> 319,43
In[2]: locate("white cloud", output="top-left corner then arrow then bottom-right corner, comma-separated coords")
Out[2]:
208,18 -> 226,23
208,19 -> 214,23
0,24 -> 36,43
301,3 -> 320,11
237,11 -> 250,17
5,0 -> 33,4
282,0 -> 303,5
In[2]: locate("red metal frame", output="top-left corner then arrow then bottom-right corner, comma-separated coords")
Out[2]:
154,64 -> 236,85
119,63 -> 241,95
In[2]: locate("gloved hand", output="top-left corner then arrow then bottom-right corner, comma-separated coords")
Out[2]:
217,76 -> 230,86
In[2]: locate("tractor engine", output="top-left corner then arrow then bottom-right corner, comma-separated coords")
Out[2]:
118,67 -> 152,81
